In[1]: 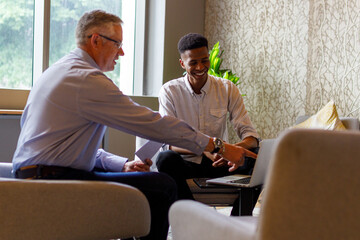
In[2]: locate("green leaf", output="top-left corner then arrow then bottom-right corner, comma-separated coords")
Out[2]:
208,41 -> 241,86
209,50 -> 219,69
214,58 -> 222,73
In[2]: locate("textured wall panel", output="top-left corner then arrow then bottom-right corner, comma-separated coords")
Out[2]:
205,0 -> 360,139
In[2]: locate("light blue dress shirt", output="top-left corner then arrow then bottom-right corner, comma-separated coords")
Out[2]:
12,48 -> 209,172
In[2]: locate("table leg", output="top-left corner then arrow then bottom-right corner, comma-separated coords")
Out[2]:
235,187 -> 261,216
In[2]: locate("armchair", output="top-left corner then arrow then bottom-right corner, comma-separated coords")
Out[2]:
0,163 -> 151,240
169,128 -> 360,240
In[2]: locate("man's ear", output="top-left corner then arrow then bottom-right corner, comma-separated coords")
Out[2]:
179,58 -> 185,70
89,34 -> 101,49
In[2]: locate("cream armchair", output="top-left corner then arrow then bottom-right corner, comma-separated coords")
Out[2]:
0,163 -> 150,240
169,128 -> 360,240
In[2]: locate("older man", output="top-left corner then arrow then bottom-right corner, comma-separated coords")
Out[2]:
12,11 -> 256,240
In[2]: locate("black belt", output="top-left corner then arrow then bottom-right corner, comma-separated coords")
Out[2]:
15,165 -> 73,179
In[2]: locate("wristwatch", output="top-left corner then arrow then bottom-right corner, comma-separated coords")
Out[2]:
211,137 -> 224,154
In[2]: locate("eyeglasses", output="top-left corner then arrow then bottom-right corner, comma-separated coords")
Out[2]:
88,34 -> 123,49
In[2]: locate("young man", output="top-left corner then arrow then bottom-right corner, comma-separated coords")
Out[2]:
157,33 -> 260,210
12,11 -> 256,240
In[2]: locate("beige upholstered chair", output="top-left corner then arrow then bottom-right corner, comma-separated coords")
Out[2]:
0,163 -> 150,240
169,128 -> 360,240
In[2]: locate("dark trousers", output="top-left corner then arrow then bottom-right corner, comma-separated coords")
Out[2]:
17,168 -> 177,240
156,150 -> 257,215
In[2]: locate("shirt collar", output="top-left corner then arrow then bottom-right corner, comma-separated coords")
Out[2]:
184,74 -> 211,95
72,48 -> 101,70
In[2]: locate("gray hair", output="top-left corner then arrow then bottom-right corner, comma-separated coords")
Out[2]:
76,10 -> 123,46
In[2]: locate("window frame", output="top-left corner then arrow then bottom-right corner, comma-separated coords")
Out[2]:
33,0 -> 50,85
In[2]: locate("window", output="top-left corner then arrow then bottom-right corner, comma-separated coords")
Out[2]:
0,0 -> 34,89
0,0 -> 138,95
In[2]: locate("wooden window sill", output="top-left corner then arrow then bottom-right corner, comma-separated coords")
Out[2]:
0,109 -> 23,115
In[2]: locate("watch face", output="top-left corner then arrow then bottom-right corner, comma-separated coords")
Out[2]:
211,138 -> 223,154
215,138 -> 222,146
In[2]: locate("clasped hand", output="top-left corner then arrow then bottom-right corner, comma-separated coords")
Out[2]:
123,158 -> 152,172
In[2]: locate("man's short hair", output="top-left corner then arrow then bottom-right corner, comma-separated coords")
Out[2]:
177,33 -> 208,54
76,10 -> 123,46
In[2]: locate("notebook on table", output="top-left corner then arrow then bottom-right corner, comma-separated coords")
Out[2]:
205,138 -> 276,188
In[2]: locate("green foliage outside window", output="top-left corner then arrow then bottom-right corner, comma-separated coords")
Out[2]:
0,0 -> 122,89
0,0 -> 34,89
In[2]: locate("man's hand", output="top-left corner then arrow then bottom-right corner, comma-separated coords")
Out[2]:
204,138 -> 257,171
227,159 -> 244,172
222,143 -> 257,172
123,159 -> 152,172
203,151 -> 227,168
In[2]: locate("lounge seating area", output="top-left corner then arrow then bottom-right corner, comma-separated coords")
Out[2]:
1,109 -> 360,240
0,0 -> 360,240
169,128 -> 360,240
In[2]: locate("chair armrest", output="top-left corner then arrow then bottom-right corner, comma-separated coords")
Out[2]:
169,200 -> 257,240
0,162 -> 13,178
0,179 -> 150,240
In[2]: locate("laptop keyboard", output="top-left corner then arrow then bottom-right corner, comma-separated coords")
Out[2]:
230,177 -> 251,184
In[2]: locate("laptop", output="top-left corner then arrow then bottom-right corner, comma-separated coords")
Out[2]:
205,138 -> 276,187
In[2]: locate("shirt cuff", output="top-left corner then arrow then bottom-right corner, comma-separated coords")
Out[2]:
193,133 -> 210,155
95,149 -> 128,172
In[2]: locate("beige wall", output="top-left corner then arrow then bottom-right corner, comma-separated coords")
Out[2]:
142,0 -> 205,96
162,0 -> 205,84
205,0 -> 360,139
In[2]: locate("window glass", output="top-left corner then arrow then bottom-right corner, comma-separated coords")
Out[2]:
49,0 -> 126,88
0,0 -> 34,89
0,0 -> 136,92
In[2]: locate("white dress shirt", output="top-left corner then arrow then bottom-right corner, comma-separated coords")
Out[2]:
12,48 -> 209,172
159,74 -> 259,164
